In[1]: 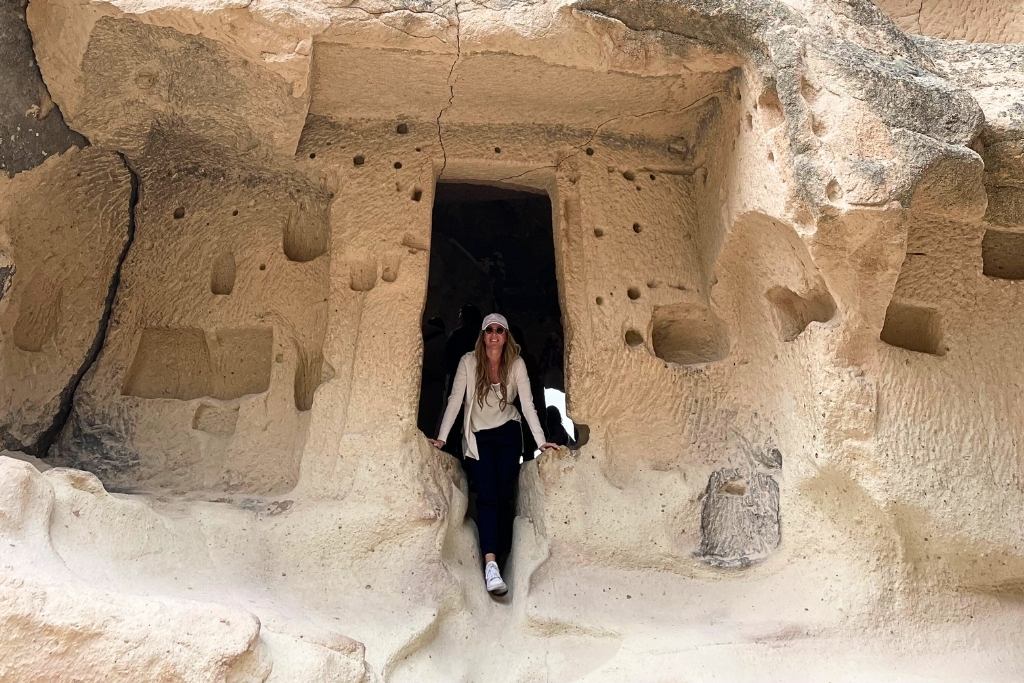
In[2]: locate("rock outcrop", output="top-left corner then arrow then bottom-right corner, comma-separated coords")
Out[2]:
1,0 -> 1022,680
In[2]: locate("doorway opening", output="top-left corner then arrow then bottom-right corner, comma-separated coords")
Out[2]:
418,182 -> 572,457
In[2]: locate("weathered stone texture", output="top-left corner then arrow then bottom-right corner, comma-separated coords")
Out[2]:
0,0 -> 1022,680
53,137 -> 331,493
0,0 -> 88,176
698,468 -> 781,567
877,0 -> 1024,43
0,148 -> 130,453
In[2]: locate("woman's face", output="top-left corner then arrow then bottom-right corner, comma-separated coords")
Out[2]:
482,324 -> 507,353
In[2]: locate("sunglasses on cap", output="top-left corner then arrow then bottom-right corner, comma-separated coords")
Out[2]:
483,326 -> 506,335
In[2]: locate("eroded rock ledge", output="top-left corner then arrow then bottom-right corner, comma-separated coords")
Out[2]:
1,0 -> 1023,680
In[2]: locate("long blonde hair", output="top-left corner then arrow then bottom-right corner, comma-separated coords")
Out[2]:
473,327 -> 521,410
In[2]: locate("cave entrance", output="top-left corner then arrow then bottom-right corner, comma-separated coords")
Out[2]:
418,182 -> 572,458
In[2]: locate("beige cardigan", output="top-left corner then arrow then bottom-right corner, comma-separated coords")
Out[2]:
437,353 -> 546,460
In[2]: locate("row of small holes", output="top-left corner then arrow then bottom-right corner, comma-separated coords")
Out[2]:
594,287 -> 642,302
177,208 -> 252,219
302,136 -> 523,164
621,171 -> 656,181
173,178 -> 423,225
348,145 -> 499,167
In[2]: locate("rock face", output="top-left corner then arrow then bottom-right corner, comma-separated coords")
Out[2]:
0,0 -> 88,176
876,0 -> 1024,43
54,138 -> 331,493
698,468 -> 781,567
1,0 -> 1023,680
0,148 -> 131,454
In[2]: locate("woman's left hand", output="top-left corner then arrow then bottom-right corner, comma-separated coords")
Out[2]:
539,442 -> 560,451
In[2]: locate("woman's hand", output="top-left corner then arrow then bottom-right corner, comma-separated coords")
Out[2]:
539,442 -> 560,451
428,438 -> 445,449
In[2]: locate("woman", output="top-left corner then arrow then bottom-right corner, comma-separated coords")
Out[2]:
429,313 -> 556,596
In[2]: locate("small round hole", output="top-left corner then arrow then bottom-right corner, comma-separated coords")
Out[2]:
633,223 -> 642,233
596,296 -> 604,305
585,147 -> 594,156
393,161 -> 402,169
649,173 -> 656,181
396,123 -> 409,134
623,170 -> 636,181
625,329 -> 644,347
173,207 -> 185,220
353,154 -> 365,166
231,209 -> 238,216
493,147 -> 501,154
628,287 -> 641,300
308,152 -> 316,159
415,147 -> 422,152
259,263 -> 266,271
594,228 -> 604,237
826,179 -> 843,201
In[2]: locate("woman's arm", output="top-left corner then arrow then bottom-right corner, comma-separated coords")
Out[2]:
513,359 -> 555,450
434,355 -> 468,444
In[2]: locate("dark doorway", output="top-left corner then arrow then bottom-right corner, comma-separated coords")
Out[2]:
418,183 -> 569,456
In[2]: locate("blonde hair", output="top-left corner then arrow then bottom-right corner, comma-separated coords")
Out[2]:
473,326 -> 521,410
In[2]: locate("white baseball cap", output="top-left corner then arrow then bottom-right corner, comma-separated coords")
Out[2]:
481,313 -> 509,331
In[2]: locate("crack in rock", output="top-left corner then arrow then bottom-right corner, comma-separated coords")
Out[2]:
30,153 -> 140,456
436,0 -> 461,180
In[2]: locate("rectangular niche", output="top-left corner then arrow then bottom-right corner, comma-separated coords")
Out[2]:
981,228 -> 1024,280
123,327 -> 273,399
651,301 -> 730,365
880,301 -> 944,356
209,328 -> 274,399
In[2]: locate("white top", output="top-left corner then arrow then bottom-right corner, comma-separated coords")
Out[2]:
471,383 -> 522,432
437,353 -> 546,460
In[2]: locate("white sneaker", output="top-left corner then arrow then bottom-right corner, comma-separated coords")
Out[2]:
484,561 -> 508,596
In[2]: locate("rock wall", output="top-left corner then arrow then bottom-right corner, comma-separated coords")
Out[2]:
54,136 -> 331,493
0,148 -> 131,454
876,0 -> 1024,43
1,0 -> 1023,681
0,0 -> 87,176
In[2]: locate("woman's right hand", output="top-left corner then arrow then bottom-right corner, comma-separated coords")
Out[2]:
428,438 -> 445,449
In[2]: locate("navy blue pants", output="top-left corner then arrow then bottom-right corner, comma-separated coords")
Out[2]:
465,419 -> 522,560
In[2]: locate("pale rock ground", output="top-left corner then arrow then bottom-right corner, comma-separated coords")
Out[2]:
1,0 -> 1023,681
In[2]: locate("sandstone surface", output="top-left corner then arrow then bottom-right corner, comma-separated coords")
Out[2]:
1,0 -> 1023,680
0,148 -> 131,454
